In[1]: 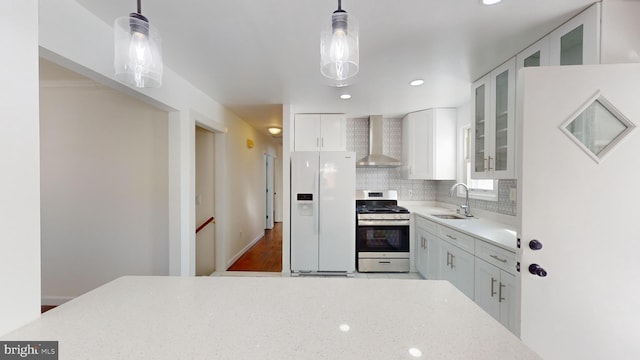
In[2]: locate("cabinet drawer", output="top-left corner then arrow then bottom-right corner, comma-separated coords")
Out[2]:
438,226 -> 474,254
416,216 -> 437,234
475,240 -> 516,274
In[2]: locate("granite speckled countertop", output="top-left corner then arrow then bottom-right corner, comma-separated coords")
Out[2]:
2,276 -> 540,359
406,205 -> 518,252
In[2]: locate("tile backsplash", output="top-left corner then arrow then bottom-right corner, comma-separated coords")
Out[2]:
347,117 -> 436,201
436,179 -> 517,216
346,116 -> 517,216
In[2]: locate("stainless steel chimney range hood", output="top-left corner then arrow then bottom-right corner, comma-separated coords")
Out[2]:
356,115 -> 402,168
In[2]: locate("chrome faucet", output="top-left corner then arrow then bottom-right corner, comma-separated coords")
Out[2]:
449,183 -> 472,217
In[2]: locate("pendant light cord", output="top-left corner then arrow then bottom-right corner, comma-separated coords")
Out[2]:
137,0 -> 142,14
337,0 -> 342,11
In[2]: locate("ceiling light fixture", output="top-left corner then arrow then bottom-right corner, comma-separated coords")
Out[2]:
268,127 -> 282,135
410,79 -> 425,86
320,0 -> 359,81
114,0 -> 163,88
482,0 -> 502,5
340,94 -> 352,100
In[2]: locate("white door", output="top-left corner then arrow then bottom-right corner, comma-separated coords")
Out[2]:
519,64 -> 640,359
264,154 -> 274,230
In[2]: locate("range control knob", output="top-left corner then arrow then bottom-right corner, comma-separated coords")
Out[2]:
529,239 -> 543,250
529,264 -> 548,277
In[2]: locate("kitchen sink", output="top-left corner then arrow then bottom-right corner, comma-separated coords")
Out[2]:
432,214 -> 471,220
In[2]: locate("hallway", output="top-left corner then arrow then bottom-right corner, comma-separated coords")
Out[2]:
228,223 -> 282,272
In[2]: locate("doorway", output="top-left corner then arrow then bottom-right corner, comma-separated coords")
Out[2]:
195,126 -> 216,276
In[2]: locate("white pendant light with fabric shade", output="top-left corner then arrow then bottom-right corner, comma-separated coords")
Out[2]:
114,0 -> 163,88
320,0 -> 359,81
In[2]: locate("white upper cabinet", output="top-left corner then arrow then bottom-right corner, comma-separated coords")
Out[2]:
402,108 -> 456,180
471,58 -> 516,179
294,114 -> 346,151
548,3 -> 600,66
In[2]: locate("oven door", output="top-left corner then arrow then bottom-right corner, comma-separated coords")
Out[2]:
356,222 -> 410,253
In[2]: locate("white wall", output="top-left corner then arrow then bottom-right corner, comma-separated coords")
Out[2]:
39,75 -> 169,302
0,0 -> 41,336
281,105 -> 295,273
274,147 -> 284,222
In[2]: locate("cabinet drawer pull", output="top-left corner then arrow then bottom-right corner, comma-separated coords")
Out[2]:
487,156 -> 493,171
450,254 -> 455,269
490,277 -> 497,297
499,282 -> 506,303
490,254 -> 508,263
446,234 -> 457,240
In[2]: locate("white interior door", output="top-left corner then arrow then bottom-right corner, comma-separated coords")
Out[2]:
518,64 -> 640,360
264,154 -> 274,230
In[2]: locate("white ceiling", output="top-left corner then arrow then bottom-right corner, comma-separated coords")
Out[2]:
72,0 -> 598,130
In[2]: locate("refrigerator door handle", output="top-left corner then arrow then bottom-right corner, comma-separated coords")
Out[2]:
314,169 -> 319,236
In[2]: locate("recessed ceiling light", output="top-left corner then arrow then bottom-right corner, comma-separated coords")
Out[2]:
340,94 -> 352,100
410,79 -> 424,86
482,0 -> 502,5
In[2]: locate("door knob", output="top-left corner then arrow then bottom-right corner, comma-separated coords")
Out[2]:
529,264 -> 547,277
529,239 -> 543,250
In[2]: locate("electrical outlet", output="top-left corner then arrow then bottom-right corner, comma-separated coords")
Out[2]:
409,189 -> 413,198
509,188 -> 517,202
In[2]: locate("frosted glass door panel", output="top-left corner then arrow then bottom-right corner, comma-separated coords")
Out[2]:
562,95 -> 635,162
494,70 -> 509,172
560,25 -> 584,65
474,84 -> 487,173
524,51 -> 541,67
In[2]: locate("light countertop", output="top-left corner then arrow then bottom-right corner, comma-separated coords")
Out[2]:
405,206 -> 518,252
2,276 -> 540,359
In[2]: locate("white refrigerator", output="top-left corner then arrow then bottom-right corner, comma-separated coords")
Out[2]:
290,151 -> 355,274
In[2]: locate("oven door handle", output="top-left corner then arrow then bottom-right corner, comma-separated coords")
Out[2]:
357,220 -> 410,227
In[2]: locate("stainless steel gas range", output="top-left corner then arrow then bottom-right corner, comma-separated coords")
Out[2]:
356,190 -> 410,273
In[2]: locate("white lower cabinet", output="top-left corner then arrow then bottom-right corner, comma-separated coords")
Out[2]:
475,258 -> 518,336
438,239 -> 474,300
415,227 -> 428,278
414,215 -> 520,335
415,226 -> 439,280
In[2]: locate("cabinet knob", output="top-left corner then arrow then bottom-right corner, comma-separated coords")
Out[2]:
529,239 -> 543,250
528,264 -> 547,277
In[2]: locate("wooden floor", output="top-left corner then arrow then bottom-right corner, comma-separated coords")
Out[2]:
228,222 -> 282,272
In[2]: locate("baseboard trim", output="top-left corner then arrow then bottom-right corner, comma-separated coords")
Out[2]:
226,232 -> 265,269
42,296 -> 73,306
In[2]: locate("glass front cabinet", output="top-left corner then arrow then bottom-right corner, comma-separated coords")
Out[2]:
471,58 -> 516,179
